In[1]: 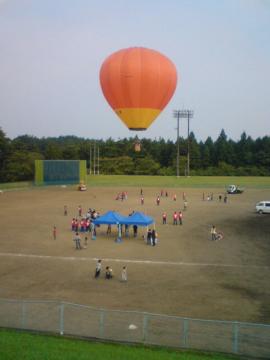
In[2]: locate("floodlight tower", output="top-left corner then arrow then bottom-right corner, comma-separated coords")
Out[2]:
173,110 -> 181,177
174,109 -> 194,177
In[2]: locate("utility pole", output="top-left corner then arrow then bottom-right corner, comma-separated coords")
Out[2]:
175,109 -> 194,177
93,142 -> 96,175
97,145 -> 100,175
173,110 -> 181,177
89,143 -> 92,175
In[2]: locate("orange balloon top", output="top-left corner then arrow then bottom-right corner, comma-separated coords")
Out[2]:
100,47 -> 178,130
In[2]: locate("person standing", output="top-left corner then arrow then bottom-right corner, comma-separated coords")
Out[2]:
173,212 -> 178,225
151,229 -> 156,246
173,194 -> 177,201
73,232 -> 82,249
124,224 -> 129,237
64,205 -> 68,216
156,196 -> 160,206
75,219 -> 79,233
133,224 -> 138,237
106,224 -> 112,235
183,200 -> 188,211
71,218 -> 76,232
95,260 -> 102,278
178,211 -> 183,225
162,212 -> 167,224
121,266 -> 127,282
53,225 -> 57,240
141,196 -> 144,205
147,229 -> 152,245
78,205 -> 82,217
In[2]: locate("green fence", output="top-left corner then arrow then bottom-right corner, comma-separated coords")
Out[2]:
35,160 -> 86,185
0,299 -> 269,359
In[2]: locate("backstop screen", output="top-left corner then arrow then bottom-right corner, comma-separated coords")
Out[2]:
35,160 -> 86,185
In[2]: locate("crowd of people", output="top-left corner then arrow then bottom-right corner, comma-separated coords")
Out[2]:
59,188 -> 226,281
64,188 -> 225,247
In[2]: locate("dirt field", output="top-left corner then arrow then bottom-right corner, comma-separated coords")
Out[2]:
0,186 -> 270,323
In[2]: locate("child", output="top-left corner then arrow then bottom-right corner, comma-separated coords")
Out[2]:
95,260 -> 102,278
121,266 -> 127,282
105,266 -> 113,279
73,232 -> 82,249
53,225 -> 57,240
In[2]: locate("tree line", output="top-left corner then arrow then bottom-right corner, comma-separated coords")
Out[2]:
0,127 -> 270,182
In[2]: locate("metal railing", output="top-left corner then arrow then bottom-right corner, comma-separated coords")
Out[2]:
0,298 -> 269,358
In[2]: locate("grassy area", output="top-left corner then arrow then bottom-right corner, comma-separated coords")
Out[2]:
86,175 -> 270,189
0,181 -> 33,190
0,176 -> 270,190
0,329 -> 238,360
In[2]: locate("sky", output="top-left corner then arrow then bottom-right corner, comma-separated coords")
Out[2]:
0,0 -> 269,142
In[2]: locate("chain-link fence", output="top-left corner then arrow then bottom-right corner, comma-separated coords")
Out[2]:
0,298 -> 269,358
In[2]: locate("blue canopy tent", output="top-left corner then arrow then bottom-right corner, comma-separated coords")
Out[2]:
92,211 -> 127,243
92,211 -> 154,243
92,211 -> 127,225
124,211 -> 154,226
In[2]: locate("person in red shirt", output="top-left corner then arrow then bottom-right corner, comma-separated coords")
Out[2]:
71,218 -> 76,231
86,219 -> 90,232
75,219 -> 79,232
80,219 -> 84,232
162,212 -> 167,224
173,212 -> 178,225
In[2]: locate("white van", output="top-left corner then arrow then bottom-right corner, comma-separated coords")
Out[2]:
255,201 -> 270,214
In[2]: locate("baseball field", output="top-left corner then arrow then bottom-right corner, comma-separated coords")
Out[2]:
0,176 -> 270,324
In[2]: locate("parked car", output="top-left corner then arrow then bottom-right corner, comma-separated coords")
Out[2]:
226,185 -> 244,194
255,201 -> 270,214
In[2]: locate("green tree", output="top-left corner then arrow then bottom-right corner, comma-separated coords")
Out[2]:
134,156 -> 160,175
0,128 -> 10,181
214,129 -> 229,165
4,151 -> 43,182
44,142 -> 63,159
62,145 -> 79,160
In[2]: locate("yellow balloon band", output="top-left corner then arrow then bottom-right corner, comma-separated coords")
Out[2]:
114,108 -> 161,130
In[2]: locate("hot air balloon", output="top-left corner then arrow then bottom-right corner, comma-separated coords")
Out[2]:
99,47 -> 178,131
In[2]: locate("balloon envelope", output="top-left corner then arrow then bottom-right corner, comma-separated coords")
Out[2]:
100,47 -> 178,131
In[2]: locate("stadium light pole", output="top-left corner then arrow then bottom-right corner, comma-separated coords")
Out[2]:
89,143 -> 92,175
93,141 -> 96,175
173,110 -> 181,177
97,145 -> 100,175
176,109 -> 194,177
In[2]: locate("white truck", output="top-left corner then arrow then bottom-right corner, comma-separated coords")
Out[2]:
226,185 -> 244,194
